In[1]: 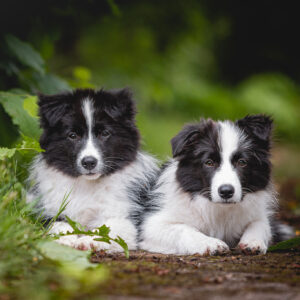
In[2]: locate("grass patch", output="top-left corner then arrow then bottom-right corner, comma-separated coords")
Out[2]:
0,159 -> 108,299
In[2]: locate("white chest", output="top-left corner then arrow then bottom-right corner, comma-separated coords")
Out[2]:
35,163 -> 132,228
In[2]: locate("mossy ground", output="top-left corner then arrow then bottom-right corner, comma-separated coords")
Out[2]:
91,249 -> 300,299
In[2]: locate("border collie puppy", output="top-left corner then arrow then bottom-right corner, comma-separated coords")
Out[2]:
27,88 -> 158,251
140,115 -> 294,255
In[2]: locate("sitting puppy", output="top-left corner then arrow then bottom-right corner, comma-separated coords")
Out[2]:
140,115 -> 294,255
27,88 -> 158,251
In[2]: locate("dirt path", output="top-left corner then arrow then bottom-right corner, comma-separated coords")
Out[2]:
91,250 -> 300,300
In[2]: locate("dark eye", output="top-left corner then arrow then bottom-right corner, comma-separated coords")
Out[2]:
237,159 -> 247,167
99,129 -> 110,138
68,132 -> 78,140
204,159 -> 215,167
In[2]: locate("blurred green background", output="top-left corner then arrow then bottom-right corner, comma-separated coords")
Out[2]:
0,0 -> 300,208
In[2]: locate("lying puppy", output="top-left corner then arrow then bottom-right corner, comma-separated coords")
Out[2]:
27,88 -> 158,251
140,115 -> 294,255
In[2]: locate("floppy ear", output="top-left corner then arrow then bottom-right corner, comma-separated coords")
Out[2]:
38,92 -> 70,128
236,114 -> 273,142
171,124 -> 201,158
99,88 -> 136,121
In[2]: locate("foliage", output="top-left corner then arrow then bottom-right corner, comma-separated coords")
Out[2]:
0,159 -> 107,299
268,237 -> 300,252
0,92 -> 40,141
5,34 -> 46,75
65,9 -> 300,157
0,35 -> 70,147
0,136 -> 43,160
0,35 -> 127,299
60,217 -> 129,258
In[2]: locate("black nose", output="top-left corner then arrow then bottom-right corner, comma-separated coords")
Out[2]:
218,184 -> 235,199
81,156 -> 97,170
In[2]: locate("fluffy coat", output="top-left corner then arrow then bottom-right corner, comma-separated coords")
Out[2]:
27,88 -> 158,251
140,115 -> 294,255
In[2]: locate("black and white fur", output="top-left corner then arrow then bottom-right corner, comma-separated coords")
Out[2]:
27,88 -> 158,251
140,115 -> 294,255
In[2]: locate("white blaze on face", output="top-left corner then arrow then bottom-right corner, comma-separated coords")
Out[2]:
211,121 -> 242,203
77,98 -> 102,179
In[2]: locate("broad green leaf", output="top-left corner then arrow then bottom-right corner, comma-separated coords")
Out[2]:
5,35 -> 45,74
33,73 -> 71,94
23,95 -> 38,118
38,240 -> 95,269
0,108 -> 18,146
0,92 -> 41,139
268,237 -> 300,252
37,240 -> 108,284
0,147 -> 16,160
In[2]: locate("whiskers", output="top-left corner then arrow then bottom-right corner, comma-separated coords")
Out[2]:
102,157 -> 129,173
242,187 -> 254,196
105,156 -> 126,161
199,187 -> 211,198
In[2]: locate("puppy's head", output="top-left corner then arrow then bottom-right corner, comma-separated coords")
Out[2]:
39,88 -> 139,180
171,115 -> 273,204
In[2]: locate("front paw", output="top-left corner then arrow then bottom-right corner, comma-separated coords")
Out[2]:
191,238 -> 230,256
49,222 -> 74,235
72,236 -> 108,251
55,235 -> 79,248
238,240 -> 267,255
73,236 -> 124,252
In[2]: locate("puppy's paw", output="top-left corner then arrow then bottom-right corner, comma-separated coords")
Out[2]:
190,237 -> 230,256
55,235 -> 79,248
73,236 -> 124,252
71,236 -> 107,251
238,240 -> 267,255
49,222 -> 74,235
204,238 -> 230,256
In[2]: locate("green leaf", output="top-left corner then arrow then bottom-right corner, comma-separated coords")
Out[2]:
268,237 -> 300,252
23,95 -> 38,118
0,92 -> 41,139
60,218 -> 129,258
33,73 -> 71,94
93,237 -> 111,244
18,135 -> 43,152
65,216 -> 85,233
0,147 -> 16,160
37,240 -> 108,285
113,236 -> 129,258
96,224 -> 111,236
0,136 -> 43,160
38,240 -> 95,269
5,35 -> 45,74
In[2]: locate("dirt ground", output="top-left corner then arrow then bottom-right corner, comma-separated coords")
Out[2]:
91,247 -> 300,300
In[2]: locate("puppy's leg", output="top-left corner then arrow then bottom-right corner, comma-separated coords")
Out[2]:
74,218 -> 137,252
238,220 -> 271,254
141,220 -> 229,255
49,221 -> 79,248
